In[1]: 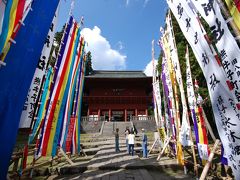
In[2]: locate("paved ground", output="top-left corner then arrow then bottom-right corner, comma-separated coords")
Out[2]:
46,136 -> 194,180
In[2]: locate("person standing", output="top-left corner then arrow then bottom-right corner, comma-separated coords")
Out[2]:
128,129 -> 135,156
115,128 -> 120,152
142,128 -> 148,158
124,127 -> 130,153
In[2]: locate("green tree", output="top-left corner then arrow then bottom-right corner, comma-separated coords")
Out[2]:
47,25 -> 64,67
85,51 -> 93,75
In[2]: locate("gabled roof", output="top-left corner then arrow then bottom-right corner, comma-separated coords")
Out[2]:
86,70 -> 148,78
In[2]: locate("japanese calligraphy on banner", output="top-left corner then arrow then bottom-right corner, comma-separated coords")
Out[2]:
197,143 -> 209,160
191,0 -> 240,109
179,108 -> 192,147
19,7 -> 59,128
152,80 -> 163,127
186,46 -> 199,145
166,0 -> 240,178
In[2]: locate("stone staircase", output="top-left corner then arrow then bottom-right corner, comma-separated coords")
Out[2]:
102,122 -> 132,136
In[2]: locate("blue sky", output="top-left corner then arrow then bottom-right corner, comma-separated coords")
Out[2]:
57,0 -> 167,74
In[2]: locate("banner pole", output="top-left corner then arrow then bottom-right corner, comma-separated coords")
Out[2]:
200,139 -> 220,180
217,0 -> 240,43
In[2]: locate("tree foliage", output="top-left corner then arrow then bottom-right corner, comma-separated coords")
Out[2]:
85,51 -> 93,76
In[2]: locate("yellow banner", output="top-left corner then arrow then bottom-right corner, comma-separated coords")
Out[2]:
224,0 -> 240,31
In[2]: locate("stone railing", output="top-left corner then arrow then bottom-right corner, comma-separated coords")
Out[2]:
130,115 -> 154,121
81,116 -> 105,121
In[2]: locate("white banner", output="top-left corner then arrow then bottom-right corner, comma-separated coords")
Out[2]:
165,12 -> 192,147
179,107 -> 193,147
19,6 -> 59,128
166,0 -> 240,177
197,143 -> 209,160
153,80 -> 163,127
186,46 -> 197,111
191,0 -> 240,109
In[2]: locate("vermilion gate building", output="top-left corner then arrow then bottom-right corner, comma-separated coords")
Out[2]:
82,71 -> 153,121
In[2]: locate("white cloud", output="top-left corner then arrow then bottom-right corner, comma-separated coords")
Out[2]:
125,0 -> 150,7
144,59 -> 158,77
125,0 -> 130,6
81,26 -> 127,70
143,0 -> 150,7
116,41 -> 124,50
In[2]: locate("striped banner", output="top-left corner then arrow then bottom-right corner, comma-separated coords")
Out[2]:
0,0 -> 19,60
51,32 -> 83,156
37,16 -> 74,157
28,67 -> 53,144
40,20 -> 78,156
0,0 -> 31,61
76,54 -> 87,153
61,39 -> 85,152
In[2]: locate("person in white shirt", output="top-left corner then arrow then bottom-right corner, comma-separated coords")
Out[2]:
125,127 -> 130,153
128,128 -> 135,156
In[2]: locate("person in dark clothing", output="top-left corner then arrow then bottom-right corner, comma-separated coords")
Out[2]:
115,128 -> 120,152
141,128 -> 148,158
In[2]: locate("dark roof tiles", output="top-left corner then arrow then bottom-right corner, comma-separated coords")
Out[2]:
86,70 -> 148,78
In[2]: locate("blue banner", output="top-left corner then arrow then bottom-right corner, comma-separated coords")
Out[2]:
0,0 -> 60,178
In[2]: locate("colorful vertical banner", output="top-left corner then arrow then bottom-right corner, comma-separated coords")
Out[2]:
28,67 -> 54,144
0,0 -> 19,60
37,16 -> 74,157
40,20 -> 78,156
166,0 -> 240,177
60,39 -> 85,152
224,0 -> 240,31
76,54 -> 87,153
0,0 -> 30,61
164,12 -> 192,147
0,0 -> 60,178
19,6 -> 59,128
191,0 -> 240,109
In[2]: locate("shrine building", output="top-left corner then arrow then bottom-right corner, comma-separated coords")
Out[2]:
82,70 -> 153,121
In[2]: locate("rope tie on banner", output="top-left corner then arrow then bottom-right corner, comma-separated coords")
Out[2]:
226,17 -> 233,23
0,0 -> 34,68
235,36 -> 240,40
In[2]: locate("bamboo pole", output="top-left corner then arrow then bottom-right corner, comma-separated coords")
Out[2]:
217,0 -> 240,43
157,137 -> 171,161
60,148 -> 75,166
200,139 -> 220,180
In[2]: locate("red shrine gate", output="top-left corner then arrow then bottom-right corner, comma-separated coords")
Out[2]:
82,71 -> 153,121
